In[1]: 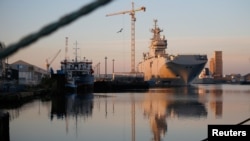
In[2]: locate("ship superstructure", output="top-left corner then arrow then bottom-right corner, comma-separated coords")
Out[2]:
138,20 -> 207,86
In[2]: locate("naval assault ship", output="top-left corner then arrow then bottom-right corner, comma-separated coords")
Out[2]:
137,20 -> 207,86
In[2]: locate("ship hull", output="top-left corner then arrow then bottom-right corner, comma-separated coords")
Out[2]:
65,74 -> 94,94
138,55 -> 207,86
75,74 -> 94,93
166,61 -> 207,85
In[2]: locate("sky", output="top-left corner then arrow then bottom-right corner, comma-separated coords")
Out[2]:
0,0 -> 250,75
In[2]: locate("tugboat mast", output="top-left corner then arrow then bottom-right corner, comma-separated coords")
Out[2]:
74,41 -> 79,62
65,37 -> 68,61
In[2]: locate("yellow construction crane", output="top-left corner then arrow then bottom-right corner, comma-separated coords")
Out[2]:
106,2 -> 146,73
46,49 -> 61,73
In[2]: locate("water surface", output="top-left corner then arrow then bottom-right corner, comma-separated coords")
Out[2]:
2,84 -> 250,141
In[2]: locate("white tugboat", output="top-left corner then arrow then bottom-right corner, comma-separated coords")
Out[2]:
138,20 -> 207,86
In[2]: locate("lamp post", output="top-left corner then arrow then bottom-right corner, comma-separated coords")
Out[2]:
98,62 -> 100,78
105,56 -> 107,78
112,59 -> 115,74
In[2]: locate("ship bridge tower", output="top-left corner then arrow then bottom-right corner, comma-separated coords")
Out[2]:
149,19 -> 168,57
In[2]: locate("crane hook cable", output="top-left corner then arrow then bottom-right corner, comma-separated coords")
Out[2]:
0,0 -> 113,59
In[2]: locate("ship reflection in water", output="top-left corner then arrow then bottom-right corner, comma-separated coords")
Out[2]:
50,93 -> 94,121
3,84 -> 250,141
142,86 -> 209,141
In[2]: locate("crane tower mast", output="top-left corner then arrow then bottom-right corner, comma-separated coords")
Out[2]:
106,2 -> 146,73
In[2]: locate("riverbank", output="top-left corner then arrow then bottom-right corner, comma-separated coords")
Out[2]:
0,89 -> 49,108
0,76 -> 60,106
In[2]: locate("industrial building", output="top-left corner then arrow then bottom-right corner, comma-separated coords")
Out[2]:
8,60 -> 47,85
209,51 -> 223,79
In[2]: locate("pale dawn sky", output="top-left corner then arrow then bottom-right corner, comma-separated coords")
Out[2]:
0,0 -> 250,75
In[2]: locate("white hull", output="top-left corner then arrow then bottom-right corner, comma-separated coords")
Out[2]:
138,55 -> 207,86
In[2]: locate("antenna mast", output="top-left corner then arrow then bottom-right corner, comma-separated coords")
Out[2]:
74,41 -> 79,62
65,37 -> 68,61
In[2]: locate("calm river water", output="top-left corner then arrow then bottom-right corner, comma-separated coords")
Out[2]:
2,84 -> 250,141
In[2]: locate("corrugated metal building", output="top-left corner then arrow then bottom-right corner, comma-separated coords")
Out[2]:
10,60 -> 47,85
